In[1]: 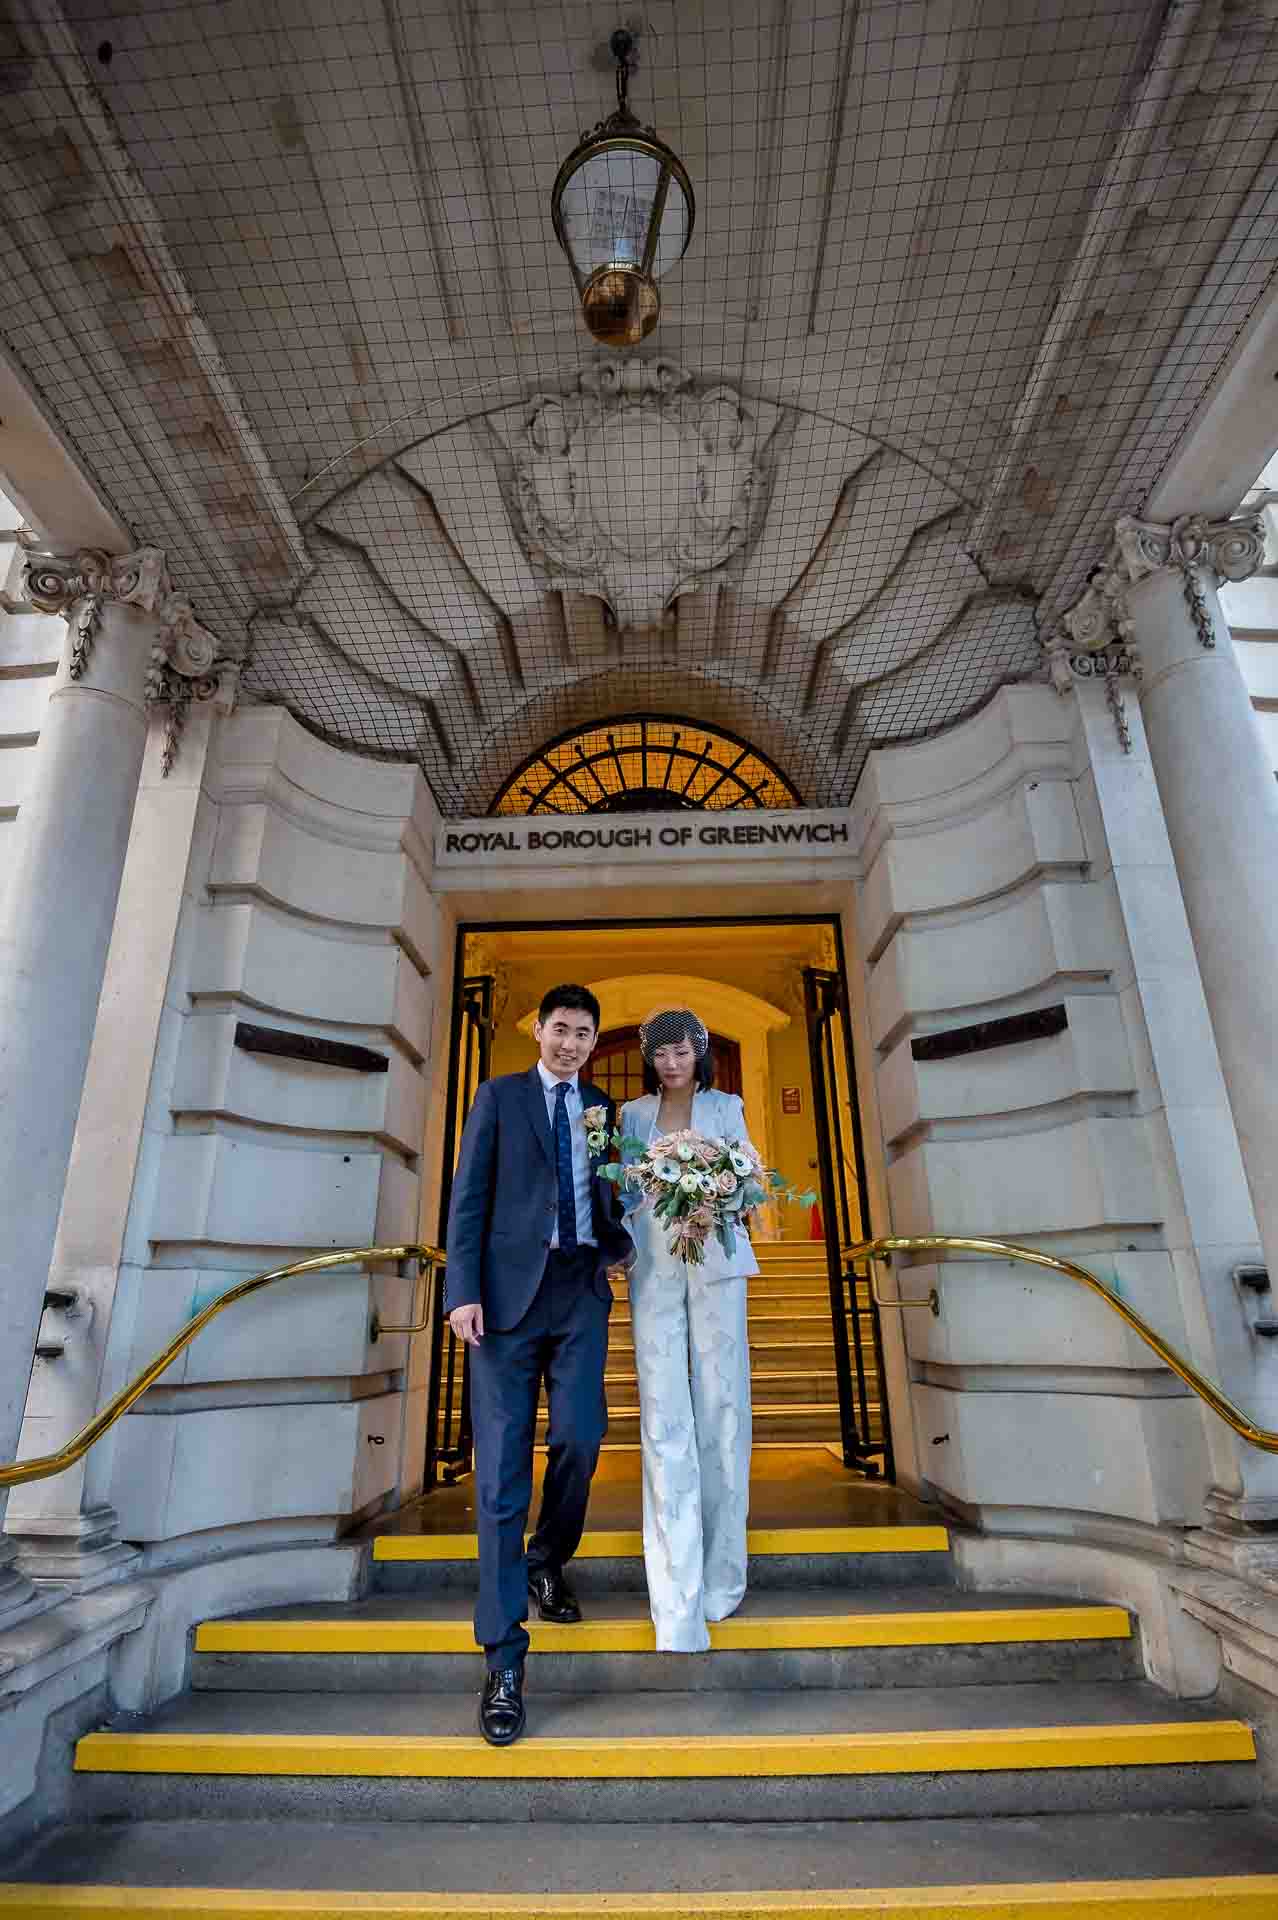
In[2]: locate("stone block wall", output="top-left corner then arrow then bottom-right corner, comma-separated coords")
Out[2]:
1220,566 -> 1278,772
0,516 -> 61,867
120,709 -> 439,1545
10,706 -> 442,1559
851,683 -> 1247,1542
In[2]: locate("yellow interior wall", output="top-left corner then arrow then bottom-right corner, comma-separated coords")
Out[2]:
765,1019 -> 821,1236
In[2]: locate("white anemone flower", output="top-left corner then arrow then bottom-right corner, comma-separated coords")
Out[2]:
675,1143 -> 696,1162
679,1170 -> 702,1194
729,1149 -> 753,1176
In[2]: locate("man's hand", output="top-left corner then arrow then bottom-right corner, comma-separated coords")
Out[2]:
449,1303 -> 484,1348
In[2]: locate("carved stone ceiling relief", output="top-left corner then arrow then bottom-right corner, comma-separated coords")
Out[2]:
486,360 -> 789,631
241,356 -> 1042,813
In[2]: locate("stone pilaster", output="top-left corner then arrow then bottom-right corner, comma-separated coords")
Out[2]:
1059,502 -> 1278,1575
0,547 -> 233,1600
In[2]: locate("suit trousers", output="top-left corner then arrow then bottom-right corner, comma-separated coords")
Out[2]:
468,1246 -> 610,1669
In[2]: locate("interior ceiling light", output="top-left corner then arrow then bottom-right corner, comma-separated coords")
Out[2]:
551,28 -> 695,349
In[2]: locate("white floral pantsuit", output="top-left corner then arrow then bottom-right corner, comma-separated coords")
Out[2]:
621,1090 -> 758,1652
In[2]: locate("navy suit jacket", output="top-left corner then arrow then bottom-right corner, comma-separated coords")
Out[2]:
444,1066 -> 632,1330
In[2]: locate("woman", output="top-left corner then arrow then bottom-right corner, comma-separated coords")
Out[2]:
620,1007 -> 758,1652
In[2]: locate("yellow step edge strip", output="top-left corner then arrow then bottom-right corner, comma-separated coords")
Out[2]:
194,1604 -> 1131,1657
73,1720 -> 1254,1779
4,1885 -> 1278,1919
372,1525 -> 950,1562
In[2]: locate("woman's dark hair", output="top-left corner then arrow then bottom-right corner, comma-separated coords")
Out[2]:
643,1044 -> 717,1095
537,983 -> 601,1031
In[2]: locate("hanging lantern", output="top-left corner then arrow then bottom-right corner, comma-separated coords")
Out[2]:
550,29 -> 695,349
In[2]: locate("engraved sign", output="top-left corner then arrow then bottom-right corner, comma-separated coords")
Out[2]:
435,808 -> 852,869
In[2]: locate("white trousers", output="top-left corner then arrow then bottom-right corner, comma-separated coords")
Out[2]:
628,1253 -> 752,1652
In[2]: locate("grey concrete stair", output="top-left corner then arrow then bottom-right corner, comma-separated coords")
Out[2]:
372,1542 -> 943,1595
9,1809 -> 1278,1899
189,1587 -> 1141,1695
5,1436 -> 1263,1908
67,1680 -> 1260,1824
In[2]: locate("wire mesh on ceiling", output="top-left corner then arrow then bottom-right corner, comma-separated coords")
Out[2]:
2,2 -> 1276,813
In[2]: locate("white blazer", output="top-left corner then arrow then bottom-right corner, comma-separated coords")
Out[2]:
619,1088 -> 762,1280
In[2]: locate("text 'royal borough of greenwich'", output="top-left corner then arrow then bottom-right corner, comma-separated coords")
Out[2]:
441,816 -> 851,858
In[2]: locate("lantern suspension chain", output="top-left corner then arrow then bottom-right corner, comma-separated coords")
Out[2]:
613,28 -> 637,120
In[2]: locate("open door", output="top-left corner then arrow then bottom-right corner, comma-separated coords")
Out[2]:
803,966 -> 894,1480
425,973 -> 495,1488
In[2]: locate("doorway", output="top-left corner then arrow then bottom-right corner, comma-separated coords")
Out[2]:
426,915 -> 889,1494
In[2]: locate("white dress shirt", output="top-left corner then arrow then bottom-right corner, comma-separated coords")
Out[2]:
537,1060 -> 597,1249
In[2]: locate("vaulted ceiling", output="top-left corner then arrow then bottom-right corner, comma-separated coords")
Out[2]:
1,0 -> 1275,810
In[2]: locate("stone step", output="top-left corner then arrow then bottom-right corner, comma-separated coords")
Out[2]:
603,1369 -> 843,1405
10,1811 -> 1278,1914
370,1520 -> 947,1594
611,1278 -> 843,1300
606,1336 -> 840,1351
69,1682 -> 1258,1824
609,1302 -> 841,1326
189,1589 -> 1139,1694
605,1338 -> 844,1369
548,1404 -> 856,1443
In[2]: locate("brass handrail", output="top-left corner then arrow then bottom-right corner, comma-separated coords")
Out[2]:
0,1243 -> 443,1490
845,1233 -> 1278,1455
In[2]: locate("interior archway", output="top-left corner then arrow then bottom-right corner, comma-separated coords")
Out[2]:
517,971 -> 792,1239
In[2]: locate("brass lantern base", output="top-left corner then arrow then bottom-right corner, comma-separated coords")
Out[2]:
581,263 -> 660,349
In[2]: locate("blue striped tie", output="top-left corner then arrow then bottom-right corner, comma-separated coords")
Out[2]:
553,1082 -> 578,1251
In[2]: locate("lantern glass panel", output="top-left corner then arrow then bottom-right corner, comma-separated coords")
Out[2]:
558,144 -> 690,281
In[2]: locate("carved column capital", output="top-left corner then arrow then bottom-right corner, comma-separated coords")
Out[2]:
1060,568 -> 1133,654
1057,498 -> 1275,665
1111,509 -> 1271,590
24,546 -> 239,771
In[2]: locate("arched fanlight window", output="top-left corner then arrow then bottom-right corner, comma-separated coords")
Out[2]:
491,716 -> 802,816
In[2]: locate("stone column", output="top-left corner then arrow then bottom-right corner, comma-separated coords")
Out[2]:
0,547 -> 225,1613
1061,505 -> 1278,1276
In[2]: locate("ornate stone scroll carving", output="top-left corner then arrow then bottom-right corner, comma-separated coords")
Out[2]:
25,546 -> 239,773
1045,635 -> 1142,753
1058,503 -> 1273,661
25,547 -> 169,681
487,359 -> 789,630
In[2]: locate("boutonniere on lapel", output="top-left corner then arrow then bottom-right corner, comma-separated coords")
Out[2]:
581,1105 -> 610,1155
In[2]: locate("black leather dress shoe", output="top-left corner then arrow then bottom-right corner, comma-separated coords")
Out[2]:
478,1665 -> 525,1746
528,1567 -> 582,1624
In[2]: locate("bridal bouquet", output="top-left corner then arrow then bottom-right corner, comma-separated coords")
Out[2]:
601,1128 -> 815,1265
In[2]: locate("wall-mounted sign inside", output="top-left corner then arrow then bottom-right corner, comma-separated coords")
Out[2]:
781,1086 -> 802,1115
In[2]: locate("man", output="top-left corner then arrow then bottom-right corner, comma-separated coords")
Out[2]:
444,983 -> 632,1745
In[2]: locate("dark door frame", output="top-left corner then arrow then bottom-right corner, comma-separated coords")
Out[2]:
423,912 -> 891,1490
